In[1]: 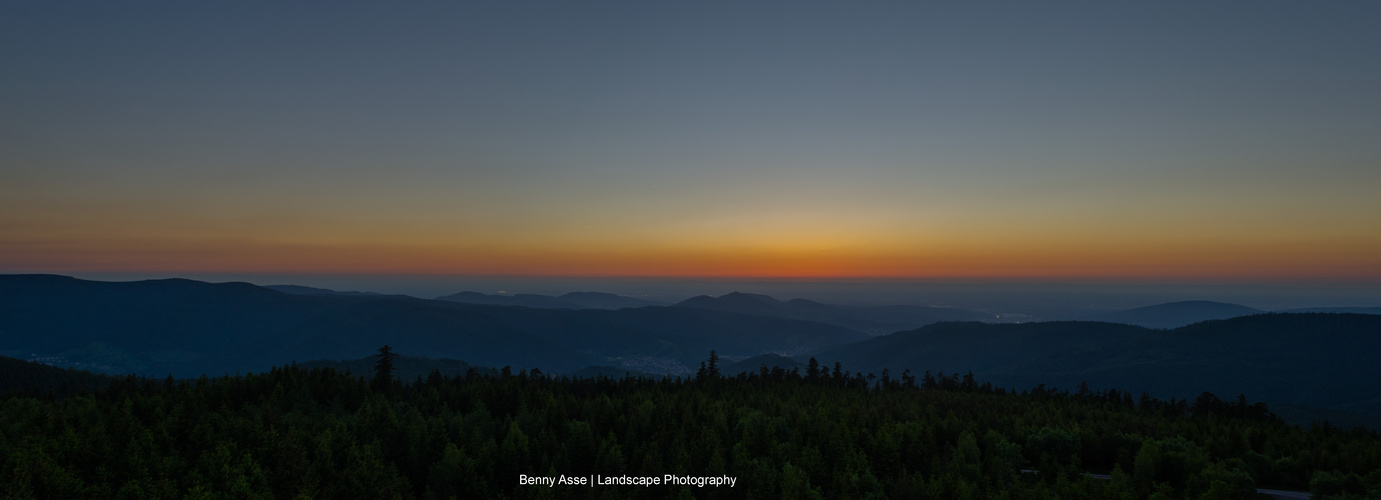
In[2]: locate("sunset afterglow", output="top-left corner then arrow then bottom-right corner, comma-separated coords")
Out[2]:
3,2 -> 1379,283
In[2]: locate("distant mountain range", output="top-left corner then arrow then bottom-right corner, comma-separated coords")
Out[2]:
0,275 -> 859,378
719,353 -> 804,375
294,287 -> 1381,333
1279,306 -> 1381,315
6,274 -> 1381,427
673,291 -> 1002,335
806,313 -> 1381,421
1090,300 -> 1264,329
266,284 -> 388,297
434,290 -> 667,309
1077,301 -> 1381,329
434,291 -> 582,309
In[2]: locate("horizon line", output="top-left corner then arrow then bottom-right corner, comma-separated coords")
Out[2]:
7,271 -> 1381,287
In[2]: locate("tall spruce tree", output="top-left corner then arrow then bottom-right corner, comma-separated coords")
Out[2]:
374,344 -> 397,393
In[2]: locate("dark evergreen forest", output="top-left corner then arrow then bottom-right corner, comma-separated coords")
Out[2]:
4,351 -> 1380,500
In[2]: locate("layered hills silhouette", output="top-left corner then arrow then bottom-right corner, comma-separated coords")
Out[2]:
1281,306 -> 1381,315
719,353 -> 805,376
434,291 -> 581,309
559,291 -> 670,309
0,275 -> 859,378
1093,300 -> 1264,329
807,313 -> 1381,420
434,290 -> 665,309
266,284 -> 387,297
674,291 -> 1000,335
296,354 -> 494,381
6,274 -> 1381,427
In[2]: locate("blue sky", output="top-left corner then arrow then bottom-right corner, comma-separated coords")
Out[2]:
3,1 -> 1380,282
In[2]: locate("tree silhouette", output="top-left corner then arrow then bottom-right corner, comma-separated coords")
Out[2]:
374,345 -> 397,393
2,352 -> 1376,498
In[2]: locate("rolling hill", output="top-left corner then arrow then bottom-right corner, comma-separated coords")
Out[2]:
433,291 -> 583,309
1095,300 -> 1264,329
0,354 -> 114,396
807,313 -> 1381,420
557,292 -> 668,309
719,353 -> 805,376
266,284 -> 388,297
674,291 -> 1000,335
433,290 -> 665,310
296,354 -> 495,381
0,275 -> 863,378
1280,306 -> 1381,315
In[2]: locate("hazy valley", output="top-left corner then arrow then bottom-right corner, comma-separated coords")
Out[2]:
5,274 -> 1380,430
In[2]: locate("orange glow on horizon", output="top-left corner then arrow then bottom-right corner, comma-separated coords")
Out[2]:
4,235 -> 1379,283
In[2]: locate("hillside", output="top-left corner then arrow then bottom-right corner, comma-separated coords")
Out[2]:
4,359 -> 1379,498
557,292 -> 668,309
0,275 -> 863,378
433,290 -> 665,310
808,313 -> 1381,420
719,353 -> 804,376
1096,300 -> 1264,329
433,291 -> 582,309
0,354 -> 113,395
296,354 -> 495,382
1280,306 -> 1381,315
265,285 -> 387,297
674,292 -> 999,335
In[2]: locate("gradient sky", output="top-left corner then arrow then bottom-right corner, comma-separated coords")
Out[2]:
3,1 -> 1380,281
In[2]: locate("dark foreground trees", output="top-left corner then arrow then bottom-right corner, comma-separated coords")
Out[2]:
2,357 -> 1379,499
373,344 -> 397,395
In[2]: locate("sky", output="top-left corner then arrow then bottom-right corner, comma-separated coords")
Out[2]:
3,1 -> 1381,286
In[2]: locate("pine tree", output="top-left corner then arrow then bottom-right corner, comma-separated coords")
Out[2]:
373,345 -> 397,394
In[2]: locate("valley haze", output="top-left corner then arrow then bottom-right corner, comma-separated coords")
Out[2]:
4,274 -> 1380,430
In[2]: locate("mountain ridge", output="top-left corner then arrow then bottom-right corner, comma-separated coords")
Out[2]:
0,274 -> 864,378
673,291 -> 1001,335
1095,300 -> 1264,329
434,290 -> 664,310
805,313 -> 1381,420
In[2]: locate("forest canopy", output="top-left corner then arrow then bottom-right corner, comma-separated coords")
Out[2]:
2,353 -> 1379,499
